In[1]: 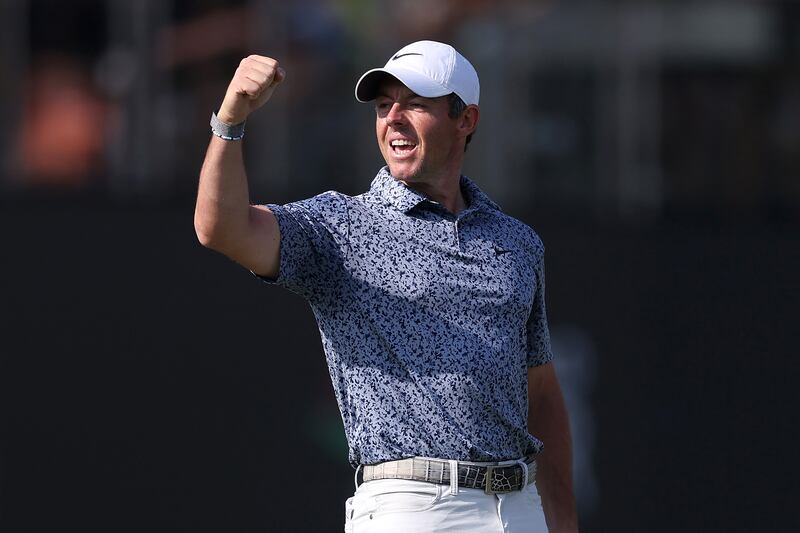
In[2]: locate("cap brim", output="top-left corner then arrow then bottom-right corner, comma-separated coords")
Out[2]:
355,66 -> 451,102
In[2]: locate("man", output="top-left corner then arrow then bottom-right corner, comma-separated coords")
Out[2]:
195,40 -> 577,532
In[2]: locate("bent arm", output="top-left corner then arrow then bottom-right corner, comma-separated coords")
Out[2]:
195,136 -> 280,277
194,55 -> 286,277
528,362 -> 578,532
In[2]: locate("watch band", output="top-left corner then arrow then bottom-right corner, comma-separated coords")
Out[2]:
210,111 -> 246,141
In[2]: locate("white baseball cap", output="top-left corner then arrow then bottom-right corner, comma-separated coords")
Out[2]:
355,40 -> 480,106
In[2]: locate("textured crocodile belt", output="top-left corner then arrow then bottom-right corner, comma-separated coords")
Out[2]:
360,455 -> 537,494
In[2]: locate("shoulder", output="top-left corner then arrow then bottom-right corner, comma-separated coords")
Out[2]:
485,210 -> 545,258
289,190 -> 350,211
350,188 -> 384,208
275,190 -> 352,222
265,191 -> 352,243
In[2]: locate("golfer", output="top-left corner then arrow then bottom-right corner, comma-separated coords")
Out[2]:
195,40 -> 578,532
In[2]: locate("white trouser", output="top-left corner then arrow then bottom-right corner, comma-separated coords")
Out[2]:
344,478 -> 547,532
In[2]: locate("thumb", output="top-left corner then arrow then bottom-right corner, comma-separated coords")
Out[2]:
271,67 -> 286,87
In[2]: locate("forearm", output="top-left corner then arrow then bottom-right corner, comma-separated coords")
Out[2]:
194,135 -> 252,252
529,371 -> 578,532
194,55 -> 285,254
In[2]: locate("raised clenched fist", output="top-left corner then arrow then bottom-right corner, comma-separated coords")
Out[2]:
217,55 -> 286,125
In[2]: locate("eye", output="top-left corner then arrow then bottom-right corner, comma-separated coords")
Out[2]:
375,101 -> 391,116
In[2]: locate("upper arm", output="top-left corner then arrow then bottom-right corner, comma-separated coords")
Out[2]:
197,189 -> 348,299
528,362 -> 559,405
239,205 -> 281,278
252,193 -> 350,299
223,204 -> 282,279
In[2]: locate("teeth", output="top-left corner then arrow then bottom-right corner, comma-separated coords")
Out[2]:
391,140 -> 416,147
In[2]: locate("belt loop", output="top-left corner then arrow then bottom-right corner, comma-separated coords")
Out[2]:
448,460 -> 459,495
354,464 -> 363,491
514,459 -> 529,489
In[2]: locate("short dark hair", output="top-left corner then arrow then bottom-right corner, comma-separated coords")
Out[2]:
447,93 -> 473,152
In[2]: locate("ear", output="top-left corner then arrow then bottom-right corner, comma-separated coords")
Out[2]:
458,104 -> 480,138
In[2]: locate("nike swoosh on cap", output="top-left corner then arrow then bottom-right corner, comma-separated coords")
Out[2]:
392,52 -> 423,61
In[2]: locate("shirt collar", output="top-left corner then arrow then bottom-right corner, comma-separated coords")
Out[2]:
369,166 -> 501,214
460,173 -> 502,213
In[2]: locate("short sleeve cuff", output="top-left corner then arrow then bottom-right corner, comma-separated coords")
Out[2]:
526,349 -> 553,368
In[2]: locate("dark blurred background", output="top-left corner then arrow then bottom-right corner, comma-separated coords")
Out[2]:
1,0 -> 798,531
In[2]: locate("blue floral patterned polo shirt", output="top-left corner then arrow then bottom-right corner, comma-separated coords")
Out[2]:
260,167 -> 553,467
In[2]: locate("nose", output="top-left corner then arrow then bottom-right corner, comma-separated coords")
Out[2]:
385,102 -> 405,126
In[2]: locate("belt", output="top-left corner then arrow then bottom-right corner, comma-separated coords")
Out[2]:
359,456 -> 536,495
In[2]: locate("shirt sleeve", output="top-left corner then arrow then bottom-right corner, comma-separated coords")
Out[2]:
255,191 -> 349,302
526,244 -> 554,367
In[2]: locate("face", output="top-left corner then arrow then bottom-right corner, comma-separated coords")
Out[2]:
374,78 -> 464,183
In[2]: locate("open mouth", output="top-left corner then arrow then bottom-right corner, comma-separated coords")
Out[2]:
390,139 -> 418,156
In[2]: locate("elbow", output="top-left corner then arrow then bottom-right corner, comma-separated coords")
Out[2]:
194,214 -> 243,259
195,227 -> 215,249
194,213 -> 221,250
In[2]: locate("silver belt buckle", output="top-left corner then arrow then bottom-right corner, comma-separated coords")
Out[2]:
484,464 -> 518,495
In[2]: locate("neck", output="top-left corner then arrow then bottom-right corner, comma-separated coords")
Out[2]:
396,167 -> 467,215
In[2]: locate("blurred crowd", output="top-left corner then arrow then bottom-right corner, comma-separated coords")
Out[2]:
1,0 -> 798,220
